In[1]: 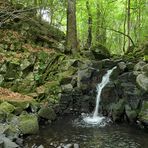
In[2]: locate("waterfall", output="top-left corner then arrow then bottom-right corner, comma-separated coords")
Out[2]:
83,66 -> 116,125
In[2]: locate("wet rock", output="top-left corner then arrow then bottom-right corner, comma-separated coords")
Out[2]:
38,106 -> 56,120
118,62 -> 127,72
18,113 -> 39,134
136,74 -> 148,91
77,68 -> 93,88
38,145 -> 44,148
64,143 -> 73,148
134,61 -> 146,71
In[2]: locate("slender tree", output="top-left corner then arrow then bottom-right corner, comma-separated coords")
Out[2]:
66,0 -> 77,53
127,0 -> 131,49
86,0 -> 92,49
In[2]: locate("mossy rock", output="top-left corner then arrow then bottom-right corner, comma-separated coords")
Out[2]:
142,64 -> 148,76
136,74 -> 148,92
144,55 -> 148,62
12,73 -> 36,94
111,99 -> 125,121
9,101 -> 30,115
0,102 -> 15,114
38,106 -> 56,120
18,113 -> 39,134
139,101 -> 148,125
36,81 -> 60,96
4,61 -> 21,81
90,43 -> 110,60
58,67 -> 77,83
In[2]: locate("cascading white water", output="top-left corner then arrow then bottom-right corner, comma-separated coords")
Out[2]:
83,66 -> 117,125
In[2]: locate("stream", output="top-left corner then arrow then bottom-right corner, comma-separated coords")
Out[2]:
24,116 -> 148,148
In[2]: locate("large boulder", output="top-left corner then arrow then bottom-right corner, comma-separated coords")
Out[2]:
136,74 -> 148,91
18,113 -> 39,134
38,106 -> 56,120
90,44 -> 110,60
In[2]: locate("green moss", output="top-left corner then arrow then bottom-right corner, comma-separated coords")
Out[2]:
0,102 -> 15,114
144,55 -> 148,62
19,113 -> 39,134
38,106 -> 56,120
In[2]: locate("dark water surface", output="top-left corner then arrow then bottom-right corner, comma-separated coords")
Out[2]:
25,116 -> 148,148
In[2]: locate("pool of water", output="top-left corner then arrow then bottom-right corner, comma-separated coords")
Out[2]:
24,116 -> 148,148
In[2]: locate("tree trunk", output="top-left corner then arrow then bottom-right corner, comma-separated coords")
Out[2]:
66,0 -> 77,53
95,2 -> 106,45
86,0 -> 92,49
127,0 -> 131,49
123,0 -> 127,53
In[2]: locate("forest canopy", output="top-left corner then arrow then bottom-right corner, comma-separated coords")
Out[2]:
1,0 -> 148,55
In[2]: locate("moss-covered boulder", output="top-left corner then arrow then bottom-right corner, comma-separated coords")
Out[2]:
139,101 -> 148,125
0,102 -> 15,114
136,74 -> 148,92
18,113 -> 39,135
90,43 -> 110,60
38,106 -> 56,120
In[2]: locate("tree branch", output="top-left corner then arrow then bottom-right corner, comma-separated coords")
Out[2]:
98,26 -> 136,47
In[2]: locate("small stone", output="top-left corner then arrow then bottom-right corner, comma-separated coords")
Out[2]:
64,143 -> 73,148
38,145 -> 44,148
74,143 -> 79,148
61,84 -> 73,92
118,62 -> 126,71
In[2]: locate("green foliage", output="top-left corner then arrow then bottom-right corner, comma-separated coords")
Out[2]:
7,0 -> 148,56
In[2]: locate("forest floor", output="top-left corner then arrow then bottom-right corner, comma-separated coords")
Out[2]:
0,87 -> 33,102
